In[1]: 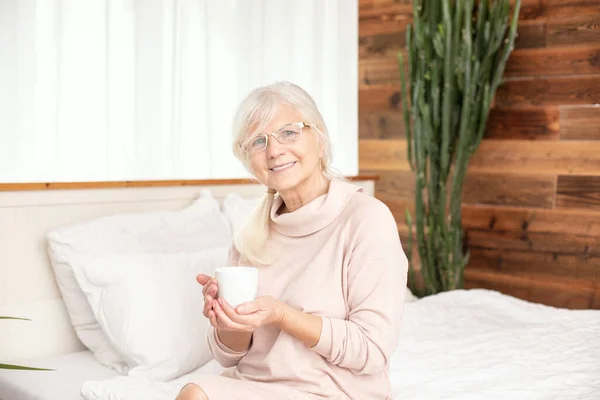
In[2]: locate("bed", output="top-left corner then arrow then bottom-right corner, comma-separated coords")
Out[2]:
0,351 -> 118,400
1,289 -> 599,400
1,178 -> 599,400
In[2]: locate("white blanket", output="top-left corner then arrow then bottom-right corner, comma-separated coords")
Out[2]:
81,289 -> 600,400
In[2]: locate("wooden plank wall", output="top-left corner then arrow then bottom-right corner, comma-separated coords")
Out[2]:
358,0 -> 600,309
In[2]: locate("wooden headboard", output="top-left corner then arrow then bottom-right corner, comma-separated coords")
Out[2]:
0,176 -> 377,362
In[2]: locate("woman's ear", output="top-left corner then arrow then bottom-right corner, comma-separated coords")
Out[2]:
318,139 -> 325,158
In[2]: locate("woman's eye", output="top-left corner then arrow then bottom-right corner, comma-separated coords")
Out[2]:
283,130 -> 298,137
251,137 -> 266,147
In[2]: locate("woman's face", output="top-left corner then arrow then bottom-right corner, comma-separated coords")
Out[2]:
246,104 -> 324,193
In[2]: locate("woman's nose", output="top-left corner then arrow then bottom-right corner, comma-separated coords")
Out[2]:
266,136 -> 285,158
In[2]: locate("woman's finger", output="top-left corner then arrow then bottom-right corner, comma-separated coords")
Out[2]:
213,300 -> 249,331
203,295 -> 213,318
208,309 -> 219,328
209,284 -> 218,298
217,298 -> 239,320
236,299 -> 261,315
218,298 -> 259,326
196,274 -> 211,286
202,279 -> 215,296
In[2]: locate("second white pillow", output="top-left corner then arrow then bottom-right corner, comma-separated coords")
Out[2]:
72,248 -> 229,381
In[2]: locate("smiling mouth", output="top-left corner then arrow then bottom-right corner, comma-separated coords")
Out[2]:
270,162 -> 296,172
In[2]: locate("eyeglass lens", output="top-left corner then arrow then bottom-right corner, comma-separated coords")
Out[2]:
247,123 -> 303,153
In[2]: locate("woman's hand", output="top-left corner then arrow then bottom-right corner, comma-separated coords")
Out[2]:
196,273 -> 219,319
211,295 -> 286,333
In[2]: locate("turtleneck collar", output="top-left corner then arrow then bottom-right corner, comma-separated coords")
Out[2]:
270,178 -> 363,237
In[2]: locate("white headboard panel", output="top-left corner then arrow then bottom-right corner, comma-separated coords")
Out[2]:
0,179 -> 375,362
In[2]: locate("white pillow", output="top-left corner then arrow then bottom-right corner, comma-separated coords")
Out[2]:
46,192 -> 232,373
71,248 -> 229,381
222,193 -> 263,234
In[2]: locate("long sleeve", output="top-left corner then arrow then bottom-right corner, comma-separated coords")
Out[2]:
311,200 -> 408,375
206,326 -> 248,368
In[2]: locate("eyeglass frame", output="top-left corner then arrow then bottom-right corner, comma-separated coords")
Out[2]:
240,121 -> 312,154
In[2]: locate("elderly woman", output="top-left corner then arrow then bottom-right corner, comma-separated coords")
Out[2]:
177,81 -> 408,400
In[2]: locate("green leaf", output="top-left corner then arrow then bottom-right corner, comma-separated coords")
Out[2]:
0,316 -> 30,321
0,363 -> 53,371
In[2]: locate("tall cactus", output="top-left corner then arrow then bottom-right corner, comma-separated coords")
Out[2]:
398,0 -> 521,296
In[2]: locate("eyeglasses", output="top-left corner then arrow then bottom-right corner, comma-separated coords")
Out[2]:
241,122 -> 310,154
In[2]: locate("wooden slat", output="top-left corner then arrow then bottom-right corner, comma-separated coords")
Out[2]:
358,0 -> 547,38
470,140 -> 600,175
357,2 -> 600,51
510,0 -> 547,21
359,0 -> 545,11
464,203 -> 600,254
458,204 -> 600,255
468,247 -> 600,285
496,75 -> 600,107
359,85 -> 402,112
486,107 -> 560,140
359,19 -> 548,50
463,173 -> 555,208
0,175 -> 379,192
462,204 -> 600,237
359,3 -> 412,38
359,109 -> 406,139
358,107 -> 560,140
560,105 -> 600,140
546,0 -> 600,19
464,268 -> 600,309
359,56 -> 403,86
514,19 -> 547,49
466,229 -> 600,255
359,32 -> 406,59
384,198 -> 415,226
556,176 -> 600,210
361,170 -> 415,223
359,0 -> 411,11
362,46 -> 600,86
360,79 -> 600,123
359,140 -> 411,171
361,44 -> 600,84
360,139 -> 600,175
362,169 -> 554,223
367,170 -> 415,206
547,15 -> 600,46
359,0 -> 545,18
506,45 -> 600,76
357,4 -> 598,49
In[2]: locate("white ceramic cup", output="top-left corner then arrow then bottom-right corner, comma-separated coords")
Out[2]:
214,266 -> 258,308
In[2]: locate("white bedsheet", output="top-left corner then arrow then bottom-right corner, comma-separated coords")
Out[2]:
80,289 -> 600,400
0,351 -> 118,400
8,289 -> 599,400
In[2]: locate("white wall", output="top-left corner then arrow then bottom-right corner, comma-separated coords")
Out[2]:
0,0 -> 358,183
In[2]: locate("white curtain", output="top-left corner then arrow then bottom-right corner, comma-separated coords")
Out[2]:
0,0 -> 358,183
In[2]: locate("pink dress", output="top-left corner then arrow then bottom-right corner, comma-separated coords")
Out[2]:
188,179 -> 408,399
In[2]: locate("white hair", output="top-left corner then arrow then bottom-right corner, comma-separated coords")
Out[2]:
231,81 -> 343,266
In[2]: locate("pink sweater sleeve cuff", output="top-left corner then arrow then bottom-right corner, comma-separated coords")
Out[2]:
207,326 -> 248,366
312,316 -> 334,356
